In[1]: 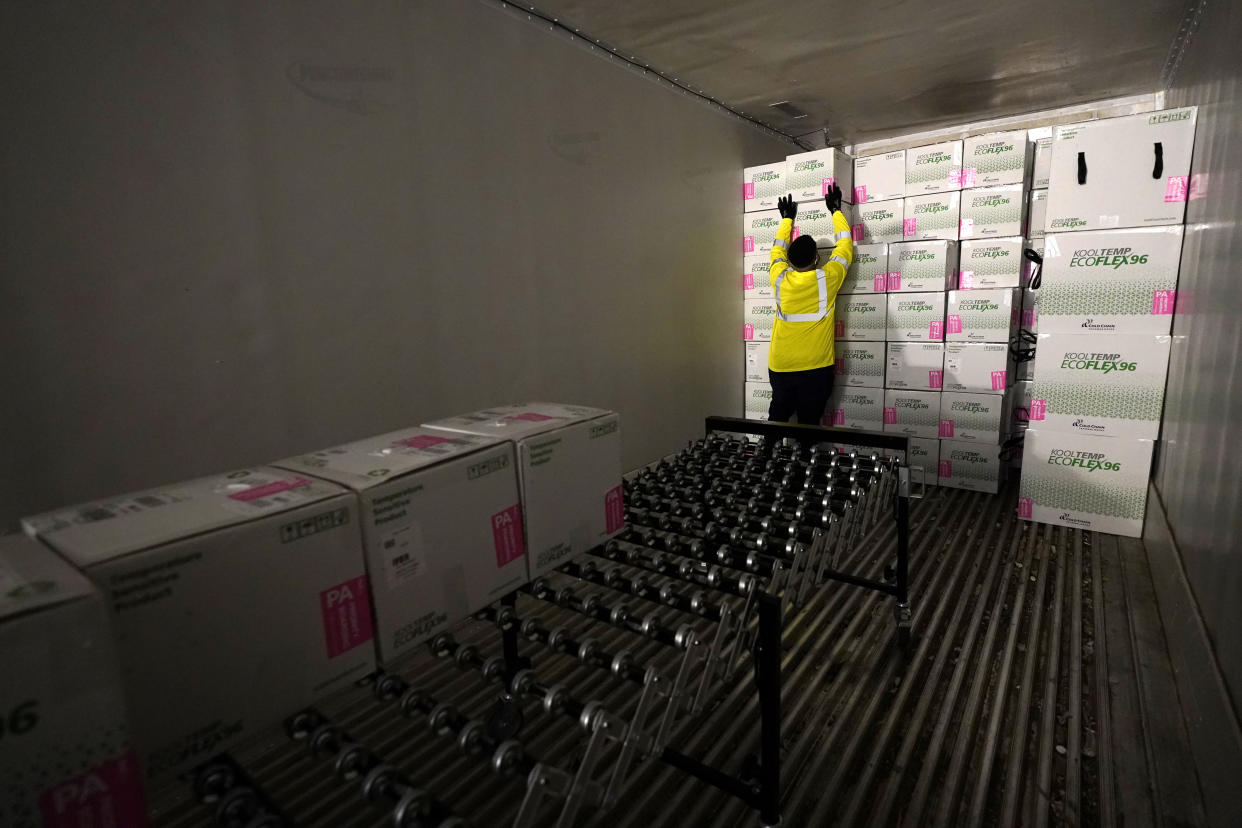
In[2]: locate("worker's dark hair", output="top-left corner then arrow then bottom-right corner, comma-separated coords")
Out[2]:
788,235 -> 818,270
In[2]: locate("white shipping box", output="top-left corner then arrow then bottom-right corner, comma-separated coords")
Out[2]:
1046,107 -> 1197,232
959,184 -> 1028,239
947,288 -> 1019,342
1019,430 -> 1154,537
743,255 -> 773,298
938,440 -> 1004,493
883,389 -> 942,438
889,240 -> 958,292
886,342 -> 945,391
745,382 -> 773,420
424,404 -> 623,578
1027,334 -> 1171,439
787,148 -> 854,203
905,140 -> 965,195
903,192 -> 961,241
944,342 -> 1012,394
835,294 -> 888,341
275,430 -> 526,664
743,162 -> 786,212
828,386 -> 886,430
792,201 -> 836,243
853,150 -> 906,203
743,209 -> 783,254
1028,189 -> 1048,239
745,341 -> 771,382
909,437 -> 940,486
743,297 -> 777,341
1030,126 -> 1054,188
887,292 -> 946,342
1038,227 -> 1184,334
854,199 -> 905,244
963,130 -> 1032,187
834,340 -> 886,388
842,243 -> 888,294
1012,379 -> 1034,428
0,536 -> 148,828
939,391 -> 1008,443
22,469 -> 374,782
957,237 -> 1024,289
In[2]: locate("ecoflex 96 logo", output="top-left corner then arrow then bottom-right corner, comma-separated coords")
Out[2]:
1048,448 -> 1121,471
914,203 -> 948,214
1059,352 -> 1137,373
1069,247 -> 1149,268
1050,217 -> 1087,229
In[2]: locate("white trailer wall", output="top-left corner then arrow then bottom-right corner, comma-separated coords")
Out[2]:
0,0 -> 792,527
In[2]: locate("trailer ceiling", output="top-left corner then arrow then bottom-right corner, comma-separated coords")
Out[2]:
520,0 -> 1187,142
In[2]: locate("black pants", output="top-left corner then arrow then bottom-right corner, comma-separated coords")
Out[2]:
768,365 -> 835,425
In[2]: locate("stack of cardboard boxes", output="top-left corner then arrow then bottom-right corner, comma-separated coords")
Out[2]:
1019,108 -> 1197,537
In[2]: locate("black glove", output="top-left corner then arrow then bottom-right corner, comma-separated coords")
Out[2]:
777,194 -> 797,221
824,183 -> 843,213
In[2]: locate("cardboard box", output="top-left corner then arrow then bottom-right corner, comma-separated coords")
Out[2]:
842,243 -> 888,294
834,340 -> 886,388
745,341 -> 770,382
886,342 -> 945,391
743,162 -> 786,212
889,240 -> 958,292
905,140 -> 965,195
275,430 -> 526,664
1037,226 -> 1184,334
938,391 -> 1008,443
1027,334 -> 1171,439
743,297 -> 777,341
792,201 -> 836,243
745,382 -> 772,420
957,237 -> 1024,289
1012,379 -> 1034,428
743,209 -> 783,254
853,150 -> 906,203
22,469 -> 373,782
853,198 -> 905,244
963,130 -> 1032,187
1028,189 -> 1048,238
787,148 -> 854,203
0,535 -> 148,827
1019,430 -> 1155,537
938,440 -> 1004,493
883,389 -> 942,438
743,255 -> 773,299
947,288 -> 1019,342
944,342 -> 1012,395
828,386 -> 886,430
835,294 -> 888,341
1022,237 -> 1045,287
424,404 -> 623,577
887,292 -> 946,342
1029,126 -> 1053,188
959,184 -> 1028,239
903,192 -> 961,241
909,437 -> 940,486
1046,107 -> 1197,232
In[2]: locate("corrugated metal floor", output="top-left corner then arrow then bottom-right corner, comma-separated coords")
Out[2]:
155,483 -> 1224,827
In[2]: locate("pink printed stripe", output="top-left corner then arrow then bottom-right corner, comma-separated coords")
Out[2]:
229,476 -> 311,502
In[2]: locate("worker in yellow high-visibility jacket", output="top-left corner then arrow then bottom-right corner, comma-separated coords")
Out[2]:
767,184 -> 853,423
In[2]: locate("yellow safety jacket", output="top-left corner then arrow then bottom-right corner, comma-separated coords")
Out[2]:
768,212 -> 853,372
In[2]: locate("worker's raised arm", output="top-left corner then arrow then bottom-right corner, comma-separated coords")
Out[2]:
770,194 -> 797,276
820,183 -> 853,291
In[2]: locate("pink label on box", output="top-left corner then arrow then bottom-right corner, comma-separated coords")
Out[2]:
397,434 -> 452,450
744,323 -> 755,340
960,218 -> 974,238
228,475 -> 311,502
1164,175 -> 1188,202
873,274 -> 887,292
507,412 -> 556,422
1018,497 -> 1033,518
939,419 -> 955,438
929,320 -> 944,340
939,460 -> 952,478
1029,399 -> 1047,420
39,751 -> 150,828
883,407 -> 898,425
743,273 -> 755,290
903,218 -> 917,237
1022,308 -> 1037,327
991,370 -> 1007,390
853,185 -> 867,202
947,315 -> 963,334
605,485 -> 625,534
1152,289 -> 1176,314
744,236 -> 756,253
821,177 -> 836,195
319,575 -> 373,658
960,168 -> 978,187
492,504 -> 526,567
792,225 -> 800,237
959,270 -> 975,289
887,273 -> 902,291
744,182 -> 755,200
929,370 -> 943,389
947,169 -> 960,185
833,409 -> 846,426
835,320 -> 845,337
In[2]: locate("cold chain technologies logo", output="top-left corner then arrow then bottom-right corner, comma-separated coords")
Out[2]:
1080,318 -> 1115,332
1059,351 -> 1137,373
1058,512 -> 1092,527
1047,448 -> 1121,472
1068,247 -> 1150,268
1071,418 -> 1106,433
